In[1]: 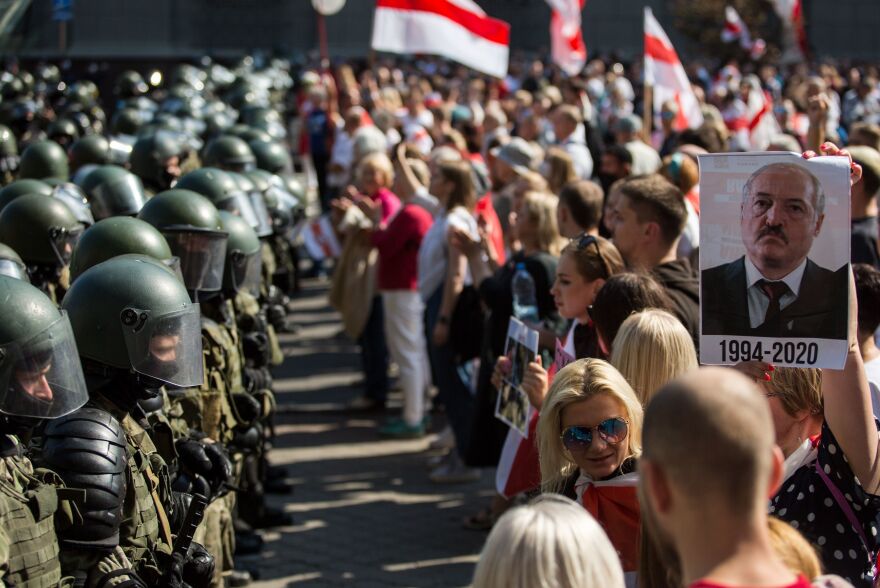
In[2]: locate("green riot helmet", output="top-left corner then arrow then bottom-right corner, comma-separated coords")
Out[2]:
138,189 -> 228,294
62,256 -> 204,389
248,170 -> 300,232
218,211 -> 262,295
249,140 -> 291,175
175,167 -> 267,235
69,135 -> 110,172
114,70 -> 148,99
0,276 -> 89,418
79,165 -> 146,220
0,242 -> 29,282
227,171 -> 272,237
19,140 -> 69,181
0,194 -> 83,267
69,217 -> 175,281
50,183 -> 95,227
110,108 -> 143,136
0,179 -> 52,213
129,132 -> 183,191
0,124 -> 19,175
46,118 -> 80,148
237,127 -> 272,144
202,135 -> 256,172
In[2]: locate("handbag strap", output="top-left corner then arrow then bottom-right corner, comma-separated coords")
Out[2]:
815,459 -> 875,560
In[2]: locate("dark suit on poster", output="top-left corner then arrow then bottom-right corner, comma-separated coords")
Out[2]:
701,256 -> 848,339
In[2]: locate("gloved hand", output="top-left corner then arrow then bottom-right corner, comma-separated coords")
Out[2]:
90,546 -> 148,588
267,304 -> 287,330
230,425 -> 261,452
202,441 -> 233,497
168,491 -> 194,533
242,331 -> 270,366
182,542 -> 215,588
231,392 -> 262,425
171,473 -> 211,503
175,439 -> 212,476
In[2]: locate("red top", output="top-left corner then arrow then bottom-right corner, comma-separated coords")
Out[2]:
371,203 -> 434,291
690,576 -> 812,588
474,193 -> 506,265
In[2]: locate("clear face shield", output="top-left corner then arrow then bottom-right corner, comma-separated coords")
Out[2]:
265,185 -> 298,231
52,183 -> 95,226
247,190 -> 273,237
0,312 -> 89,419
119,304 -> 204,388
49,224 -> 84,266
89,174 -> 147,220
0,259 -> 29,282
218,191 -> 261,233
160,228 -> 228,293
227,249 -> 262,296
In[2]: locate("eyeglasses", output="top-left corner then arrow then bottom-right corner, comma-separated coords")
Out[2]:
573,233 -> 609,280
561,417 -> 629,452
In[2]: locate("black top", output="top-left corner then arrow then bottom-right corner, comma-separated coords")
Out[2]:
478,250 -> 561,357
852,217 -> 880,268
770,421 -> 880,586
652,257 -> 700,350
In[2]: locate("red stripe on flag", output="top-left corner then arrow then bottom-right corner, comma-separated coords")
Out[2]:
377,0 -> 510,45
748,92 -> 772,132
644,33 -> 679,65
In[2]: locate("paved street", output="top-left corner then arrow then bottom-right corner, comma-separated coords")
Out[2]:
245,279 -> 492,587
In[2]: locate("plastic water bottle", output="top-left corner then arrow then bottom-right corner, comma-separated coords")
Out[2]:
512,263 -> 540,323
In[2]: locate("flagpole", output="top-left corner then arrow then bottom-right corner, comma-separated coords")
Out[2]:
642,83 -> 652,143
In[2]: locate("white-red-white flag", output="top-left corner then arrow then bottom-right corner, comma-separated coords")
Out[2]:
643,8 -> 703,131
722,7 -> 766,60
771,0 -> 807,62
546,0 -> 587,76
371,0 -> 510,78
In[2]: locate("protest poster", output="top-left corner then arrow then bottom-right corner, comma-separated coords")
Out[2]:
495,317 -> 539,438
301,214 -> 342,261
699,152 -> 851,368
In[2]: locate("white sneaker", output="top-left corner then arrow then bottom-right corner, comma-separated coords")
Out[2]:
429,454 -> 481,484
427,425 -> 455,452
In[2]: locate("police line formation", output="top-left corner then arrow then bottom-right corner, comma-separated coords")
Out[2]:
0,62 -> 304,588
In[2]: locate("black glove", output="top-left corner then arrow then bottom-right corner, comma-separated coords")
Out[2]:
175,439 -> 212,477
168,491 -> 194,533
231,392 -> 262,424
231,425 -> 261,452
242,332 -> 270,366
171,472 -> 211,503
182,542 -> 215,588
267,304 -> 287,330
202,442 -> 233,497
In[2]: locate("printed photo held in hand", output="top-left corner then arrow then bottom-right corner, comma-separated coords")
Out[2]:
495,317 -> 539,438
699,151 -> 852,368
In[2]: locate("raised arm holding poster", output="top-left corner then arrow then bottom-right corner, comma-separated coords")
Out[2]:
699,152 -> 852,369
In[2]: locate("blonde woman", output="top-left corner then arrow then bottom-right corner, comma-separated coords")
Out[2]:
537,358 -> 643,574
541,146 -> 578,195
610,309 -> 698,406
471,495 -> 625,588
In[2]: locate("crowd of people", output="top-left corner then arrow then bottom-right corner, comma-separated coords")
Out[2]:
0,46 -> 880,588
311,52 -> 880,587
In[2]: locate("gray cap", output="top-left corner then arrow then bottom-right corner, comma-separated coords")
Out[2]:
493,137 -> 540,175
614,115 -> 643,135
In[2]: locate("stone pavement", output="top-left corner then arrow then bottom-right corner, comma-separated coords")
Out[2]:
245,279 -> 493,587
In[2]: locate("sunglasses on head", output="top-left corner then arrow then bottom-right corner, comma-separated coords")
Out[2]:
573,233 -> 609,279
561,417 -> 629,452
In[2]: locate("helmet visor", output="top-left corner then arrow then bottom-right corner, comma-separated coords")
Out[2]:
229,250 -> 262,295
49,225 -> 84,266
161,229 -> 227,292
119,304 -> 204,388
53,183 -> 95,226
0,259 -> 29,282
163,255 -> 185,284
0,312 -> 88,419
90,174 -> 146,219
107,139 -> 133,165
218,192 -> 260,230
248,191 -> 273,237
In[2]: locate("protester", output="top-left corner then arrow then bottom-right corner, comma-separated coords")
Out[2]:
846,146 -> 880,267
854,263 -> 880,416
556,180 -> 604,239
471,495 -> 625,588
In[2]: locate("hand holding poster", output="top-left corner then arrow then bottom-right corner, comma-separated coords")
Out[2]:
699,152 -> 851,368
495,317 -> 539,437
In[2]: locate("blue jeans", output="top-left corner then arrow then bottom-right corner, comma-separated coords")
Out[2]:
425,286 -> 475,458
358,295 -> 389,403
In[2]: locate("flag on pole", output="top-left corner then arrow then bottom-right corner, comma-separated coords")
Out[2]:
371,0 -> 510,78
546,0 -> 587,76
770,0 -> 807,61
721,6 -> 766,59
643,8 -> 703,131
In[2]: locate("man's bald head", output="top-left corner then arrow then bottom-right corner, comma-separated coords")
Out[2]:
643,368 -> 776,513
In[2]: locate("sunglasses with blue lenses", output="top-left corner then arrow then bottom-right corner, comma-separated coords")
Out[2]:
561,417 -> 629,452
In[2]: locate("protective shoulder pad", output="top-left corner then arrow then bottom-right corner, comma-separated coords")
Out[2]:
36,406 -> 128,548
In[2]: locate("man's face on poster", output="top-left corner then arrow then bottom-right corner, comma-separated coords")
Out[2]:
740,166 -> 824,276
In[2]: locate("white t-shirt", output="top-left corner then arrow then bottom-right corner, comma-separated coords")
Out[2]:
417,206 -> 479,301
865,355 -> 880,420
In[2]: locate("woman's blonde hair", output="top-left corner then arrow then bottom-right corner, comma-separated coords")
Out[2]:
472,495 -> 625,588
437,159 -> 476,212
610,310 -> 698,406
355,152 -> 394,191
537,359 -> 643,494
521,191 -> 565,256
543,146 -> 578,195
764,367 -> 823,417
768,516 -> 822,580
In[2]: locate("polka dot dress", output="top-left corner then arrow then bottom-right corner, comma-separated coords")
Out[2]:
770,422 -> 880,586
